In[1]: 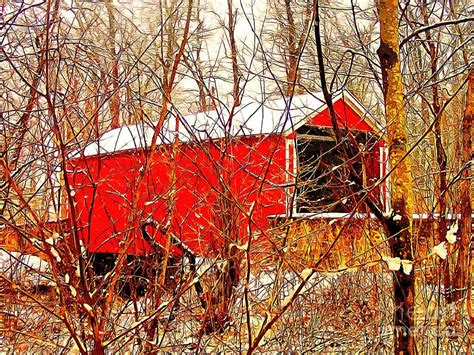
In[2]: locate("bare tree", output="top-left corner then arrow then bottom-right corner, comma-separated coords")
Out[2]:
1,0 -> 473,353
377,0 -> 416,351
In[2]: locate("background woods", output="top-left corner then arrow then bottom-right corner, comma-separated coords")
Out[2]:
0,0 -> 472,353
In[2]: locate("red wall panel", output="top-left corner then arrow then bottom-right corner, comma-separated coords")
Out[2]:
68,134 -> 288,256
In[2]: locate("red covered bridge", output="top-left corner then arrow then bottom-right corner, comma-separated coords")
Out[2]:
67,91 -> 387,257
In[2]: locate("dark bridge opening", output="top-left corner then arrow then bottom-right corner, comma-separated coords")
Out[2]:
295,126 -> 378,213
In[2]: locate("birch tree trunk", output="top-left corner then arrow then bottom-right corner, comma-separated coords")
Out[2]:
377,0 -> 416,353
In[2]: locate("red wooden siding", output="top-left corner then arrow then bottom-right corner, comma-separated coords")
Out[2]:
68,134 -> 288,255
308,99 -> 373,131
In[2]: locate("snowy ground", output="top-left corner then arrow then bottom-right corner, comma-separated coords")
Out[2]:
0,250 -> 471,353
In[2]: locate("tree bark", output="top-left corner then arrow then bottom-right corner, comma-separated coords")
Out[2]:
420,0 -> 453,302
454,68 -> 472,301
227,0 -> 240,106
377,0 -> 416,353
105,0 -> 120,129
284,0 -> 311,97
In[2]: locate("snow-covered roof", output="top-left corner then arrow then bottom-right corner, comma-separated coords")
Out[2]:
78,91 -> 367,157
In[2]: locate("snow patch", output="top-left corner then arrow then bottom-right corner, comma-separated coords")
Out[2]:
0,250 -> 50,273
446,221 -> 458,244
382,209 -> 394,218
300,268 -> 313,280
50,247 -> 62,263
382,256 -> 401,271
70,285 -> 77,297
80,240 -> 87,254
0,250 -> 52,287
401,260 -> 413,275
432,241 -> 448,260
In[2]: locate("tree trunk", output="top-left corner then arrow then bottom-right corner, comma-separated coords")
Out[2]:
454,68 -> 472,301
420,0 -> 452,302
105,0 -> 120,129
377,0 -> 416,353
227,0 -> 240,106
284,0 -> 311,97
